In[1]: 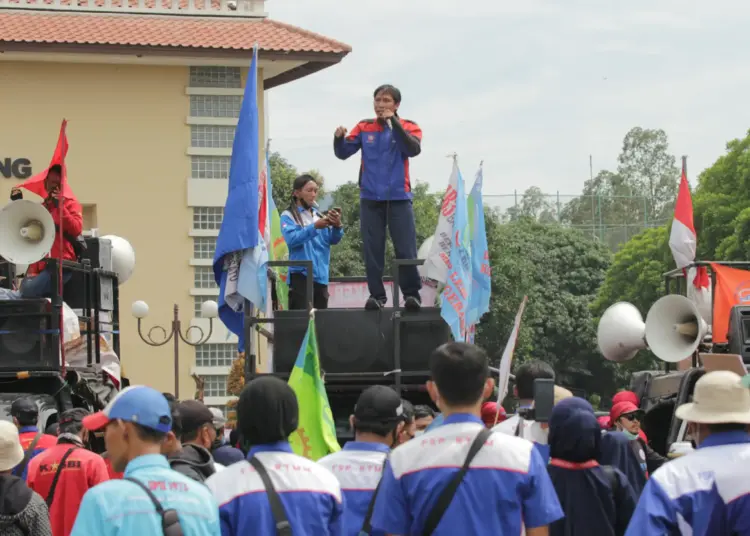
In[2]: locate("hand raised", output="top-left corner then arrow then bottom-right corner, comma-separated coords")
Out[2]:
334,126 -> 347,138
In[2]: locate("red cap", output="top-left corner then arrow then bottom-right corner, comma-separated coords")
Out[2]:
481,402 -> 506,427
597,415 -> 611,429
610,401 -> 640,423
612,390 -> 639,406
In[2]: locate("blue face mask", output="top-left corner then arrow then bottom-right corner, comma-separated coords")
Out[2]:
622,430 -> 639,441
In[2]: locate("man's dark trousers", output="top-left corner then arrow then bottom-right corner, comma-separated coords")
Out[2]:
360,199 -> 422,303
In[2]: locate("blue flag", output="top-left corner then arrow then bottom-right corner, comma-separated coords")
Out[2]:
440,159 -> 472,341
467,166 -> 491,327
213,46 -> 264,353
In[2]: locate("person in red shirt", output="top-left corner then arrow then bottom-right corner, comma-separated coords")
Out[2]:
27,408 -> 109,536
11,398 -> 57,479
11,163 -> 83,299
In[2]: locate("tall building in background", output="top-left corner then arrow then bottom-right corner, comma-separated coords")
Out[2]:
0,0 -> 351,412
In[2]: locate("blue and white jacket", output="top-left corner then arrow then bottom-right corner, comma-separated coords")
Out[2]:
206,442 -> 345,536
625,431 -> 750,535
281,206 -> 343,286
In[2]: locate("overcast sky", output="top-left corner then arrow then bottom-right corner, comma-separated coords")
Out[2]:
267,0 -> 750,207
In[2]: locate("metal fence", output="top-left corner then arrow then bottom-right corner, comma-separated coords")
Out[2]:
484,192 -> 671,252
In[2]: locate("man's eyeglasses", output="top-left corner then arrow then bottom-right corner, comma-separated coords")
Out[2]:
622,412 -> 643,422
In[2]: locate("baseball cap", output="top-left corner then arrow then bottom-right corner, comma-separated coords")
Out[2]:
178,400 -> 214,434
209,407 -> 227,429
83,386 -> 172,433
354,386 -> 403,424
10,398 -> 38,420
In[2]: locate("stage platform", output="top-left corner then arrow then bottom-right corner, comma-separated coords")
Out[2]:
262,306 -> 451,382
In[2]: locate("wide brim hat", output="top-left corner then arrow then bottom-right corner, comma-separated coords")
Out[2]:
676,370 -> 750,424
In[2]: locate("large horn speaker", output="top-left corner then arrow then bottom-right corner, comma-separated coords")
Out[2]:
0,200 -> 56,265
597,302 -> 647,362
100,235 -> 135,285
645,294 -> 707,363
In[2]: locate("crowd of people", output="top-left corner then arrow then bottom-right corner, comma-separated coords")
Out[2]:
0,342 -> 749,535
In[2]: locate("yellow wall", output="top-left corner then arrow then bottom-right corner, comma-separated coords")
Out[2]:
0,60 -> 266,396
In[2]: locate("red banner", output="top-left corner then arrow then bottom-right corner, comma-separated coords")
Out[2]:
710,263 -> 750,343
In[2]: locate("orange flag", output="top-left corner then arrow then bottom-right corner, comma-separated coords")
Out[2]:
710,263 -> 750,343
19,119 -> 78,203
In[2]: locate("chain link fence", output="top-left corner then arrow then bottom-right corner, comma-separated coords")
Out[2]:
484,192 -> 670,252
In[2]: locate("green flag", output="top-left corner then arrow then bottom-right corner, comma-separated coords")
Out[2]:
288,314 -> 340,459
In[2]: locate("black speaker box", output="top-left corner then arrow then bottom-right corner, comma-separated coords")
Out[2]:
271,308 -> 451,375
0,300 -> 58,370
727,305 -> 750,363
0,260 -> 15,290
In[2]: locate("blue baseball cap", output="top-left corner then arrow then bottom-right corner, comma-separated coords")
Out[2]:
83,386 -> 172,433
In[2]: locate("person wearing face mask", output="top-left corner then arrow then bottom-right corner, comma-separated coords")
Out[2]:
168,400 -> 220,482
396,399 -> 416,445
319,386 -> 405,536
609,401 -> 665,475
413,405 -> 436,436
27,408 -> 109,536
281,174 -> 344,310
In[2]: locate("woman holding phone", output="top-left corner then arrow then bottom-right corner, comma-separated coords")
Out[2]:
280,174 -> 344,310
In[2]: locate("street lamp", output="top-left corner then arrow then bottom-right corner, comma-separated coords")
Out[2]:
131,299 -> 219,398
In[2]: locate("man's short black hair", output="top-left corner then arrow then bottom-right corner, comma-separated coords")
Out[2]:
515,360 -> 555,400
353,419 -> 399,438
400,400 -> 414,424
414,405 -> 435,420
430,342 -> 489,407
162,393 -> 176,402
132,423 -> 167,444
169,401 -> 183,438
373,84 -> 401,105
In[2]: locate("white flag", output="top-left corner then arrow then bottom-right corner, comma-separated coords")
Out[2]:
423,160 -> 460,283
497,296 -> 528,404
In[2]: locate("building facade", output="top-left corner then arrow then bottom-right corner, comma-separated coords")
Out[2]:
0,0 -> 350,412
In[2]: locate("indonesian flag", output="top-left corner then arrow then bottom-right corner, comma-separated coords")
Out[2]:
668,159 -> 711,323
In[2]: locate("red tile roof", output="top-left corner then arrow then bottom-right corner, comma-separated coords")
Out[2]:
0,9 -> 351,54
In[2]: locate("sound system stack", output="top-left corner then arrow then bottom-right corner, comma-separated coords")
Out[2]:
271,307 -> 451,382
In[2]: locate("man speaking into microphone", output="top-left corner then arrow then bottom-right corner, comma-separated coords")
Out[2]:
333,84 -> 423,311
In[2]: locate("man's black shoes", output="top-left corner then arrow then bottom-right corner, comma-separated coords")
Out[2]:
365,297 -> 386,311
404,296 -> 422,312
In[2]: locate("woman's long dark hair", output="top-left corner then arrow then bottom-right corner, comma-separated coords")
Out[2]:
288,174 -> 317,226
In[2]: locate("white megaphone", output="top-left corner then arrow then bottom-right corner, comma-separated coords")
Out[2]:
645,294 -> 708,363
0,200 -> 56,265
597,302 -> 647,362
100,235 -> 135,285
417,234 -> 434,278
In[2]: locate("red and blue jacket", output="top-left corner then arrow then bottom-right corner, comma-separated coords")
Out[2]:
14,426 -> 58,480
334,117 -> 422,202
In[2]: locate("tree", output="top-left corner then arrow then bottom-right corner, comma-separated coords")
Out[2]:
694,130 -> 750,262
505,186 -> 558,223
590,226 -> 672,384
475,220 -> 612,395
560,127 -> 680,251
269,152 -> 325,214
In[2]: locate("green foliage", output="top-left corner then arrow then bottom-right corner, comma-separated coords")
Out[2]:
474,220 -> 613,394
591,226 -> 672,383
559,127 -> 680,251
694,131 -> 750,261
269,152 -> 325,215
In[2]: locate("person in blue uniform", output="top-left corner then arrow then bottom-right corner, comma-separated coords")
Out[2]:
206,376 -> 344,536
626,370 -> 750,535
319,385 -> 405,536
281,174 -> 343,310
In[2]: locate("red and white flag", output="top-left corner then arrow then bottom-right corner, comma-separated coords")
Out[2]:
668,158 -> 711,323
